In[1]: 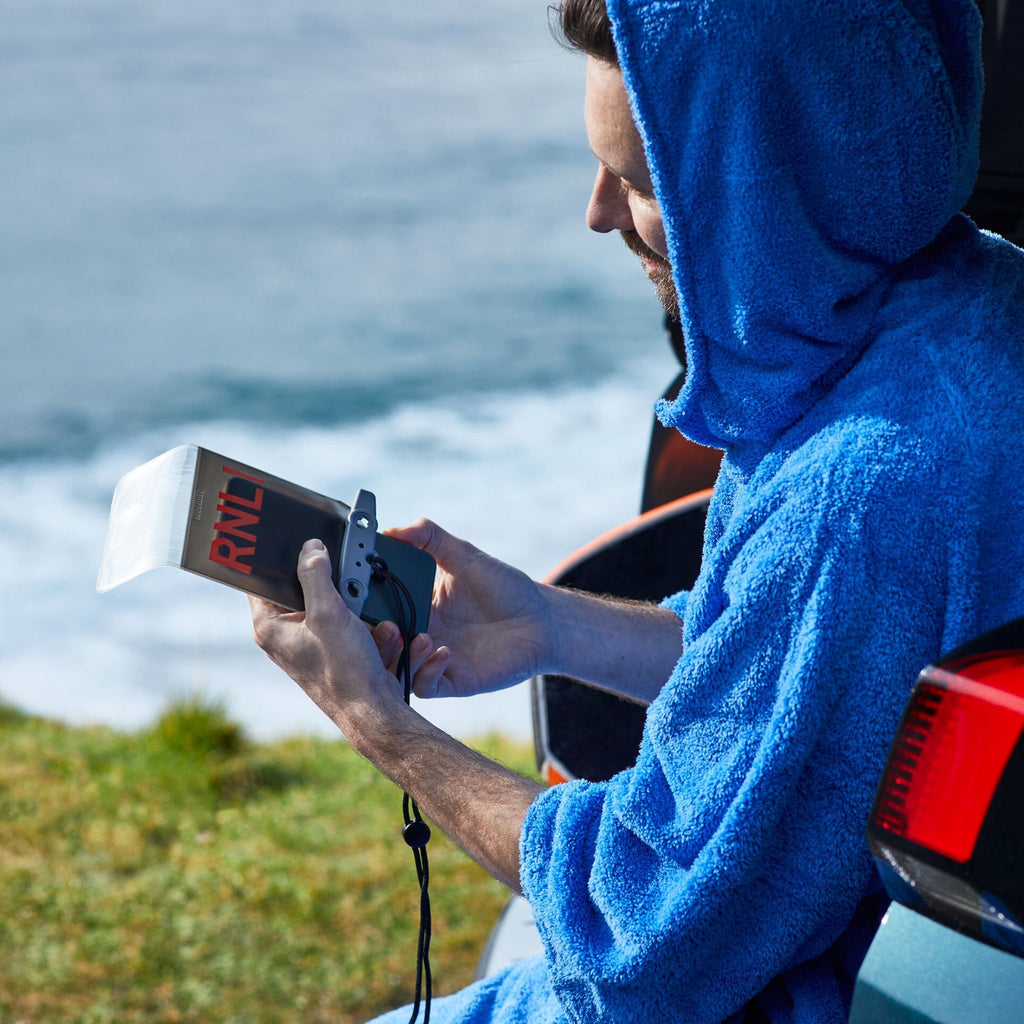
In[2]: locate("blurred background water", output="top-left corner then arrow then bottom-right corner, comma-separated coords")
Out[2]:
0,0 -> 677,741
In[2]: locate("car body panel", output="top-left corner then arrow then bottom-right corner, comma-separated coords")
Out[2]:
849,902 -> 1024,1023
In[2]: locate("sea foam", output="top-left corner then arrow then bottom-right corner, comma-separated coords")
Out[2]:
0,358 -> 674,741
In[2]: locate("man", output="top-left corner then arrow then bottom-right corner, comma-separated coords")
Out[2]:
251,1 -> 1024,1021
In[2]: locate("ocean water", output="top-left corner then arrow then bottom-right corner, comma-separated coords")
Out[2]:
0,0 -> 678,741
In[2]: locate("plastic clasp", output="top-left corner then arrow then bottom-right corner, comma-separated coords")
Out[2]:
339,488 -> 378,616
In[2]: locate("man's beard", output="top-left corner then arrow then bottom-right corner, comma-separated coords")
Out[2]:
621,230 -> 679,321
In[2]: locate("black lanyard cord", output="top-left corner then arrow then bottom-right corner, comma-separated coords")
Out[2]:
368,554 -> 432,1024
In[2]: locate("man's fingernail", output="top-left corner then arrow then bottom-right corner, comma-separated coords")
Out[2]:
302,538 -> 325,553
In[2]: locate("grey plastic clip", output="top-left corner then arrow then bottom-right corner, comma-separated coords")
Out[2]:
339,488 -> 378,616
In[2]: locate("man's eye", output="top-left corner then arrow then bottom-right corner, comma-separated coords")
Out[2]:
620,178 -> 655,202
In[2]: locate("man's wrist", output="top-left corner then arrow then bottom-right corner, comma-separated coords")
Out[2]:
534,582 -> 604,680
335,680 -> 421,762
534,581 -> 575,676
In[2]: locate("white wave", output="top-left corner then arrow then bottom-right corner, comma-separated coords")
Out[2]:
0,354 -> 676,742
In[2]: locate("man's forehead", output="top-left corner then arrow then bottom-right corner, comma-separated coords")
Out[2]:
583,58 -> 653,188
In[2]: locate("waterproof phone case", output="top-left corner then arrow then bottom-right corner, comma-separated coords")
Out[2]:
97,445 -> 435,631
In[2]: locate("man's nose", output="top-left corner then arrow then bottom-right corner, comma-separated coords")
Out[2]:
586,165 -> 633,234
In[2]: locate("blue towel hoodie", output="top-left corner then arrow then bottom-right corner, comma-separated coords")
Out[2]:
373,2 -> 1024,1022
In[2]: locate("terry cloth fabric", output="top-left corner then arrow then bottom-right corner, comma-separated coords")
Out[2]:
370,2 -> 1024,1023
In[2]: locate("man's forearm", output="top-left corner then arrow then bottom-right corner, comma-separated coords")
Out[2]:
341,696 -> 542,894
335,589 -> 681,892
342,589 -> 682,887
538,584 -> 684,705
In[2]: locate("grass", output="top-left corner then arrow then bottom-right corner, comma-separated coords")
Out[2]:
0,698 -> 537,1024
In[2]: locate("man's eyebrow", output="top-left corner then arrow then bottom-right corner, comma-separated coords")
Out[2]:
590,147 -> 626,179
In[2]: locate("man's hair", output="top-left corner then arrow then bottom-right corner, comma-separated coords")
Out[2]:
551,0 -> 617,64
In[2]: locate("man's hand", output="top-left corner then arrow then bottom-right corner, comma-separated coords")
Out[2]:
379,518 -> 685,707
377,519 -> 556,700
254,521 -> 683,727
250,539 -> 432,732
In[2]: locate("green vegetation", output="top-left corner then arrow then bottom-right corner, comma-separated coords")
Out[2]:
0,697 -> 536,1023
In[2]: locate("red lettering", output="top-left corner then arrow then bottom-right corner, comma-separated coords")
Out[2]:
214,501 -> 259,542
211,482 -> 264,570
218,485 -> 264,512
222,465 -> 265,485
209,538 -> 255,574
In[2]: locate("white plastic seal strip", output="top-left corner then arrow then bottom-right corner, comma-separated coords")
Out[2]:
96,444 -> 199,593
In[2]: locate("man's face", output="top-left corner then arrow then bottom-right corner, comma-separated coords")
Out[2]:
583,58 -> 678,319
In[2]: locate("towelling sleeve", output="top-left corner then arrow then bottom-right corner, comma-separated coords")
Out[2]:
519,434 -> 970,1024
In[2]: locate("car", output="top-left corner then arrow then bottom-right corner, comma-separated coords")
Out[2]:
850,616 -> 1024,1023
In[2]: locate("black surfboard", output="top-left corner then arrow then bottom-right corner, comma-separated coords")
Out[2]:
531,489 -> 712,784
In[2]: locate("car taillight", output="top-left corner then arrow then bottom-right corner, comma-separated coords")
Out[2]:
867,618 -> 1024,959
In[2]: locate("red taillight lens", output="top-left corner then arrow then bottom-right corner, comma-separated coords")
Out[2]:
868,638 -> 1024,959
872,653 -> 1024,862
